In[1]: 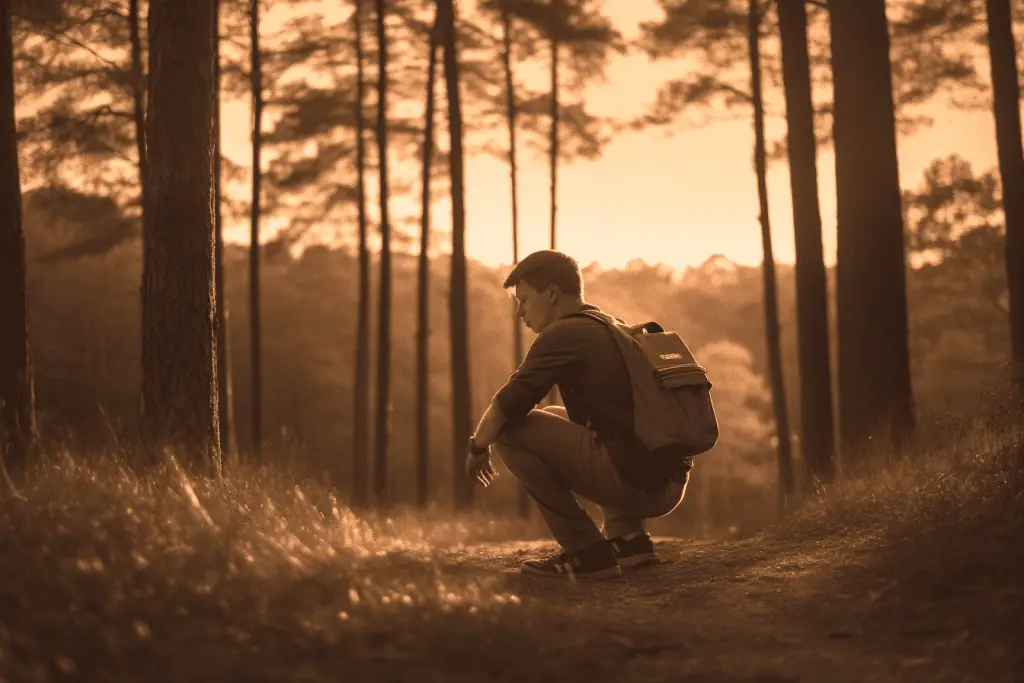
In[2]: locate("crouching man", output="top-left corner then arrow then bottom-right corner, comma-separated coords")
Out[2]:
466,250 -> 701,580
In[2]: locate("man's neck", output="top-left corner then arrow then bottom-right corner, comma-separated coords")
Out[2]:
555,298 -> 589,320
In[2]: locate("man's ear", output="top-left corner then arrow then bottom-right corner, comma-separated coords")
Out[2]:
546,284 -> 559,302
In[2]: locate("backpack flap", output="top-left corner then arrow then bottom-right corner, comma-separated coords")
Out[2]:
632,330 -> 711,389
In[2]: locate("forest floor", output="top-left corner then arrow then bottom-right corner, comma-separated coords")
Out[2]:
0,422 -> 1021,683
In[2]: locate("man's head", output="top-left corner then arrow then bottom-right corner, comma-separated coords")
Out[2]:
502,250 -> 585,333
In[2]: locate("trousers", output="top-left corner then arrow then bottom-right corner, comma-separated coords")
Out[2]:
492,405 -> 690,552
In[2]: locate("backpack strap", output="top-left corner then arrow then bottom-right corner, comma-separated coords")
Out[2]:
570,310 -> 663,337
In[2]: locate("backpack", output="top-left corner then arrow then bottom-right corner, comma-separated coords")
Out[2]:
570,309 -> 720,459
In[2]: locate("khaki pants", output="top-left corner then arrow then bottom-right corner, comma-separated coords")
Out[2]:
492,406 -> 690,552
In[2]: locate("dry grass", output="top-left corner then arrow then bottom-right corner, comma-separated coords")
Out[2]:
1,393 -> 1021,682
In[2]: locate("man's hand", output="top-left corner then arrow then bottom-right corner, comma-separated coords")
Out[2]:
465,450 -> 498,488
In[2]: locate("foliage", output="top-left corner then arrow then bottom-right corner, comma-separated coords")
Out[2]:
634,0 -> 991,158
19,149 -> 1019,527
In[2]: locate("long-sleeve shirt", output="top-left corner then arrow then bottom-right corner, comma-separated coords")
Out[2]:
495,304 -> 691,489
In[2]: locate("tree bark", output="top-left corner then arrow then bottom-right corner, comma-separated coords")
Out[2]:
985,0 -> 1024,385
0,0 -> 37,471
829,0 -> 914,464
501,0 -> 530,519
128,0 -> 148,272
352,0 -> 371,509
549,0 -> 559,250
439,0 -> 473,510
748,0 -> 793,510
416,14 -> 440,509
374,0 -> 393,506
778,0 -> 835,487
214,1 -> 237,467
141,0 -> 219,472
249,0 -> 263,463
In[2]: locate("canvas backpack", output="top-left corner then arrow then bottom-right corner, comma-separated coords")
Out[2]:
570,309 -> 720,459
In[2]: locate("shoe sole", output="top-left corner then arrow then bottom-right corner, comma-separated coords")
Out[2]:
520,564 -> 624,580
616,553 -> 661,569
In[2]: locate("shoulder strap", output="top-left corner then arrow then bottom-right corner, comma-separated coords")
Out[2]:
570,310 -> 663,336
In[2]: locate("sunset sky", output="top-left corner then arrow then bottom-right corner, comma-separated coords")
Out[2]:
217,0 -> 1011,273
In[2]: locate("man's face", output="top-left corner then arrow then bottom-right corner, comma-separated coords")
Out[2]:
514,282 -> 558,333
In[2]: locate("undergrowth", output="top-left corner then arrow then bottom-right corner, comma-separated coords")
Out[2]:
1,385 -> 1021,681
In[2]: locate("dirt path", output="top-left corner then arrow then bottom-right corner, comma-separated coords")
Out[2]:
405,534 -> 1006,683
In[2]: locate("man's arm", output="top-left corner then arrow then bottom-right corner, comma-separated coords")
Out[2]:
470,395 -> 507,450
490,322 -> 578,430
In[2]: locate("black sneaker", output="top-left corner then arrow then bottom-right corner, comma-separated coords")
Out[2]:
521,540 -> 623,580
610,533 -> 660,568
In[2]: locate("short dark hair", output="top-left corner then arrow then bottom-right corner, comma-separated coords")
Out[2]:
503,250 -> 584,297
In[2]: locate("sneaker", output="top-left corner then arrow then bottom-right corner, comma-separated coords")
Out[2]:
610,533 -> 661,568
521,540 -> 623,580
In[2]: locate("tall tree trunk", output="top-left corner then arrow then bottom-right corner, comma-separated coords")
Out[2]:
214,1 -> 237,467
985,0 -> 1024,386
0,1 -> 37,471
374,0 -> 392,506
129,0 -> 148,273
416,14 -> 440,509
249,0 -> 263,462
501,0 -> 530,519
543,0 -> 561,411
748,0 -> 793,510
829,0 -> 914,465
141,0 -> 219,472
439,0 -> 473,510
352,0 -> 371,509
549,0 -> 559,250
778,0 -> 835,488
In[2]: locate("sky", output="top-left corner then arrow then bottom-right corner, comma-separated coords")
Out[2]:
217,0 -> 1012,273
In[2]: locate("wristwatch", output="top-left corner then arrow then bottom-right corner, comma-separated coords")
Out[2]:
468,436 -> 489,456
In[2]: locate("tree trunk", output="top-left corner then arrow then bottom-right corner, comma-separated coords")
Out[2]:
416,14 -> 440,509
352,0 -> 371,509
543,0 -> 561,411
129,0 -> 148,269
985,0 -> 1024,385
249,0 -> 263,463
374,0 -> 392,506
549,4 -> 558,252
0,1 -> 37,471
501,0 -> 530,519
748,0 -> 793,510
141,0 -> 219,472
778,0 -> 835,488
214,1 -> 237,467
829,0 -> 914,464
439,0 -> 473,510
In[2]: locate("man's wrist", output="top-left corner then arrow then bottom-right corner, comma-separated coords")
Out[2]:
468,436 -> 489,455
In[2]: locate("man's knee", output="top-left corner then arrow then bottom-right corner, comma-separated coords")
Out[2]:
541,404 -> 569,419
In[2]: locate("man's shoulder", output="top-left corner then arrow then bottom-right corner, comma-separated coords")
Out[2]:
543,308 -> 614,336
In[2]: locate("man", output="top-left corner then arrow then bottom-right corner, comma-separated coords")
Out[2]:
467,250 -> 694,580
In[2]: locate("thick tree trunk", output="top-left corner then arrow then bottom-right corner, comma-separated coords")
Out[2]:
214,2 -> 237,467
0,1 -> 37,471
439,0 -> 473,510
501,0 -> 530,519
249,0 -> 263,463
985,0 -> 1024,385
778,0 -> 835,488
374,0 -> 392,506
416,15 -> 440,509
141,0 -> 219,472
829,0 -> 914,464
352,0 -> 371,509
748,0 -> 793,510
